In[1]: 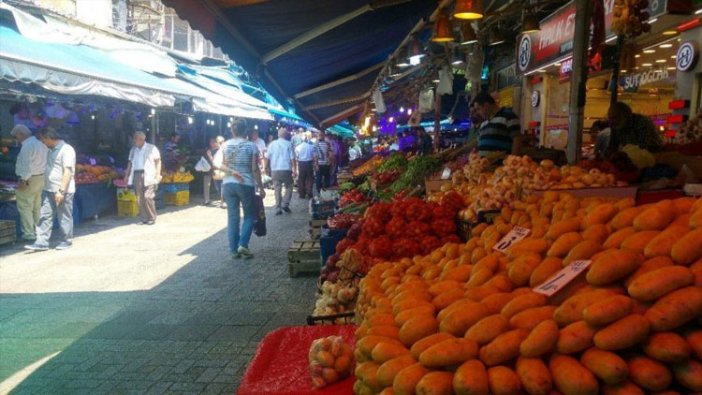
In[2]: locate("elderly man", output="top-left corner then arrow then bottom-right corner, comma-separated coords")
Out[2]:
25,128 -> 75,251
12,125 -> 48,242
124,132 -> 162,225
267,127 -> 296,214
295,132 -> 315,199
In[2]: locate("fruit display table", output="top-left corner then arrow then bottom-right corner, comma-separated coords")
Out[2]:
238,325 -> 356,395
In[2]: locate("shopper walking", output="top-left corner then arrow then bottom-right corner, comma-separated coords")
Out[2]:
12,125 -> 48,242
25,128 -> 75,251
221,119 -> 265,259
295,133 -> 315,199
124,132 -> 162,225
314,130 -> 334,191
267,128 -> 296,215
203,136 -> 224,206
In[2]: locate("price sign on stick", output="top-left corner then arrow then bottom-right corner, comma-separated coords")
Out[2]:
441,167 -> 452,180
534,260 -> 592,296
493,226 -> 531,253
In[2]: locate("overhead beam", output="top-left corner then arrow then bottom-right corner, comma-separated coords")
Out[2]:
303,93 -> 371,111
262,5 -> 372,64
202,0 -> 261,59
294,62 -> 384,99
320,104 -> 364,128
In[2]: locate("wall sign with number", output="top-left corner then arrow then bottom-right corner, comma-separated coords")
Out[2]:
677,41 -> 698,72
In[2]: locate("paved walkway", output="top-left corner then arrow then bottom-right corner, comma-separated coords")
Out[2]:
0,192 -> 318,394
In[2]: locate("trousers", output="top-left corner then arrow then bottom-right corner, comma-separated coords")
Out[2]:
15,174 -> 44,239
35,191 -> 73,246
134,172 -> 157,222
272,170 -> 293,209
297,161 -> 313,198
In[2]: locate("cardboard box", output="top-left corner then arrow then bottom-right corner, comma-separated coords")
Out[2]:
424,178 -> 452,194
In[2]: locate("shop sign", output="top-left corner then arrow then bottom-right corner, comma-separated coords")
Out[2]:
559,58 -> 573,80
531,90 -> 541,107
619,68 -> 672,92
517,0 -> 668,74
677,41 -> 698,72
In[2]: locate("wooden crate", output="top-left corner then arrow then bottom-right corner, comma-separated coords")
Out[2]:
288,239 -> 321,277
0,220 -> 17,246
309,219 -> 326,240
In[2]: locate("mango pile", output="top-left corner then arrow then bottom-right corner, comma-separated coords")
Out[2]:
353,193 -> 702,395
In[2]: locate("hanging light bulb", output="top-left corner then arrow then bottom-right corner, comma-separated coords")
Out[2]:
407,35 -> 426,65
431,11 -> 454,42
454,0 -> 484,20
407,108 -> 413,115
488,28 -> 506,46
521,10 -> 540,33
460,23 -> 478,45
452,49 -> 465,66
399,106 -> 405,113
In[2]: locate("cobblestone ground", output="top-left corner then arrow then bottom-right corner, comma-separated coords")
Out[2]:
0,191 -> 318,394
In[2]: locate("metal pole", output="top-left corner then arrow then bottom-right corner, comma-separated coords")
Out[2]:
434,88 -> 441,152
566,0 -> 593,164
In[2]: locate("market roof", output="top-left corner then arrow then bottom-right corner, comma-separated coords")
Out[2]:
162,0 -> 438,127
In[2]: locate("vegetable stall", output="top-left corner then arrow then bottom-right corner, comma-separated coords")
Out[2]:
241,146 -> 702,395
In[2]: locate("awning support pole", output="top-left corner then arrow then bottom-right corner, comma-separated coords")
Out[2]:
566,0 -> 592,164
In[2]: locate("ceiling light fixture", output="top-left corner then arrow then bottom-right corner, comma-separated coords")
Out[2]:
648,18 -> 658,24
655,59 -> 667,63
407,35 -> 426,64
432,11 -> 454,42
660,43 -> 673,48
521,10 -> 540,33
635,54 -> 641,58
454,0 -> 484,19
662,30 -> 678,35
452,49 -> 465,66
644,49 -> 656,54
667,66 -> 677,70
460,22 -> 478,45
488,28 -> 505,46
642,62 -> 653,66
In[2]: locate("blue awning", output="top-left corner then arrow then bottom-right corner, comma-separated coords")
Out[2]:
0,25 -> 193,107
327,124 -> 356,139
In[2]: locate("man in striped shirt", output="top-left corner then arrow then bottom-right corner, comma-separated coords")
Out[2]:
313,131 -> 334,191
470,92 -> 523,156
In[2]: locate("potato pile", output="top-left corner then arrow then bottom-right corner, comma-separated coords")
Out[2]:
353,193 -> 702,395
313,280 -> 359,318
309,336 -> 355,388
448,156 -> 623,222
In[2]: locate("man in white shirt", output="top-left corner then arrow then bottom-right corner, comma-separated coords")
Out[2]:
25,128 -> 75,251
266,128 -> 296,215
123,132 -> 162,225
295,132 -> 315,199
250,129 -> 267,175
12,125 -> 48,241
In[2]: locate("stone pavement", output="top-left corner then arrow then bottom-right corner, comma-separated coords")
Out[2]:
0,191 -> 318,394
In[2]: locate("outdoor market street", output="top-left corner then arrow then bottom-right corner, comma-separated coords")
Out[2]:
0,193 -> 318,394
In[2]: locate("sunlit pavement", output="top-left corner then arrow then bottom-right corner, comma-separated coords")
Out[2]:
0,191 -> 317,394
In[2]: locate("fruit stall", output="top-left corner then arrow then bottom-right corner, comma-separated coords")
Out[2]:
243,147 -> 702,394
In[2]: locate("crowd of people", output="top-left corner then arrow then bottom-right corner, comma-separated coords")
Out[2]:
10,89 -> 668,257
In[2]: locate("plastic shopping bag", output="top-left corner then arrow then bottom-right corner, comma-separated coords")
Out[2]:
194,156 -> 211,172
253,193 -> 266,237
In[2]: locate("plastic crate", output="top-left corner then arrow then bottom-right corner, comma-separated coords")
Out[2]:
164,190 -> 189,206
117,199 -> 139,217
160,183 -> 189,193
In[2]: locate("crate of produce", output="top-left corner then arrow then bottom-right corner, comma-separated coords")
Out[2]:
164,190 -> 190,206
288,239 -> 321,277
457,220 -> 474,242
424,177 -> 452,194
117,199 -> 139,217
160,183 -> 189,194
310,199 -> 336,220
320,226 -> 348,268
0,220 -> 17,246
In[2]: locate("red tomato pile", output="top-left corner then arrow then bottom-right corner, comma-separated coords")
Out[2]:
339,189 -> 367,207
329,191 -> 465,274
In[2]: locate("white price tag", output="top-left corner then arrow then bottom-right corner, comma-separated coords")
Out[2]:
533,260 -> 592,297
493,226 -> 531,253
441,167 -> 452,180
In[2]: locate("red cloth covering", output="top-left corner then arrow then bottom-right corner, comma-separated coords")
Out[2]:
238,325 -> 357,395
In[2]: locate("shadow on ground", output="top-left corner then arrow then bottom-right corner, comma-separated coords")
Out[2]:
0,197 -> 318,394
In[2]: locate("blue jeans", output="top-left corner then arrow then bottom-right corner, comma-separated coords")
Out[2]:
223,183 -> 255,253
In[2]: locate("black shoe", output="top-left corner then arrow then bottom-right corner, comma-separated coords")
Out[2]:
283,206 -> 292,213
275,210 -> 283,215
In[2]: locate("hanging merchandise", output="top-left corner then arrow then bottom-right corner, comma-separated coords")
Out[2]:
372,88 -> 386,113
437,65 -> 454,95
419,88 -> 435,113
